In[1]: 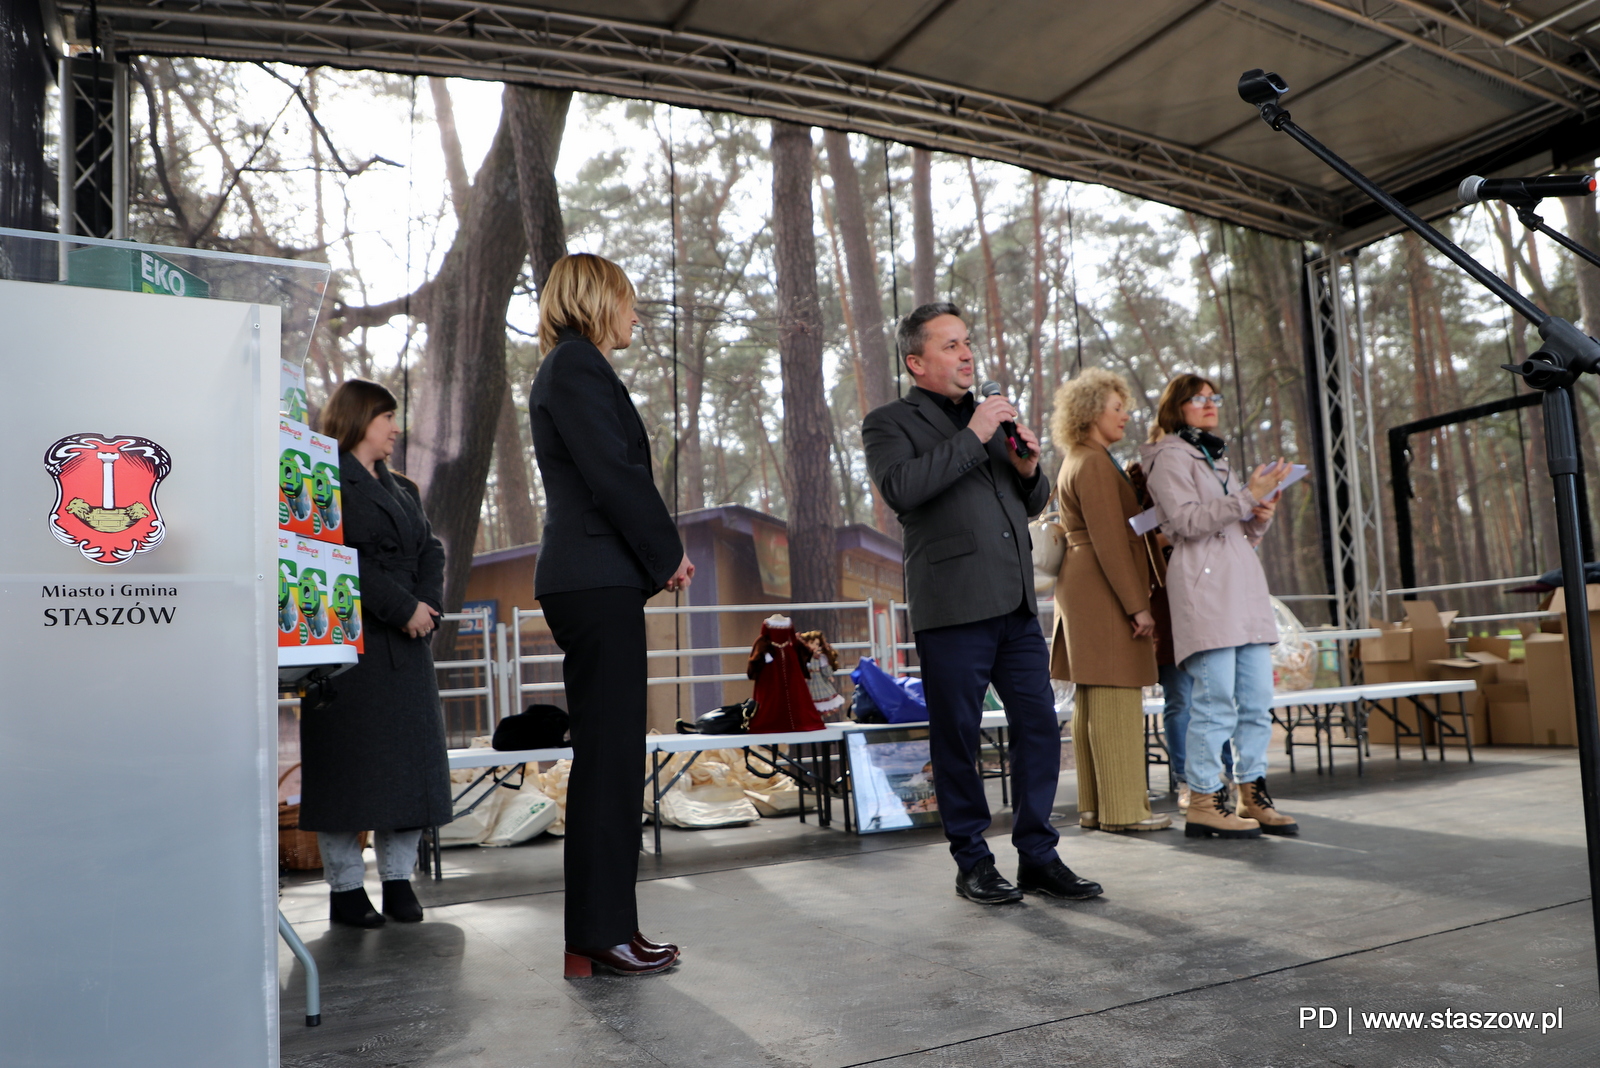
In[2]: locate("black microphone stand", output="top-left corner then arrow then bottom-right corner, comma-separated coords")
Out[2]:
1504,199 -> 1600,272
1240,69 -> 1600,986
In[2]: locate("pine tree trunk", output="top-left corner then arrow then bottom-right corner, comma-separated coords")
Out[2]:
770,121 -> 838,616
506,86 -> 571,291
912,147 -> 937,307
967,159 -> 1009,393
494,386 -> 539,544
408,106 -> 527,616
1564,164 -> 1600,333
823,129 -> 899,537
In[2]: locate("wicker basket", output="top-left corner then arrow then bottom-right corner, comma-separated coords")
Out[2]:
278,763 -> 321,870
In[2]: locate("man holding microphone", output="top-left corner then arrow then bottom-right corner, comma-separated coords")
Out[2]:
863,303 -> 1102,905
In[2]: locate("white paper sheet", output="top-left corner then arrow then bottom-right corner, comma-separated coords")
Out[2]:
1129,507 -> 1161,535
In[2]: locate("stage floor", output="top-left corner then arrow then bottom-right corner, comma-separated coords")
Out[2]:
277,746 -> 1596,1067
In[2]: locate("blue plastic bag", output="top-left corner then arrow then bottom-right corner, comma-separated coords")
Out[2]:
849,657 -> 928,724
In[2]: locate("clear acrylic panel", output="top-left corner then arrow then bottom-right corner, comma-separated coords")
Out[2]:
0,226 -> 329,366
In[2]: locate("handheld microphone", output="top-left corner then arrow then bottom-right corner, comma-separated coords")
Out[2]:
978,381 -> 1032,459
1458,173 -> 1596,204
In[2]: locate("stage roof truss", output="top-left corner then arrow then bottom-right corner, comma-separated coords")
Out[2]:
57,1 -> 1600,243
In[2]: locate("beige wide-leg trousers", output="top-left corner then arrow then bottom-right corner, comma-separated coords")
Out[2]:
1073,685 -> 1152,827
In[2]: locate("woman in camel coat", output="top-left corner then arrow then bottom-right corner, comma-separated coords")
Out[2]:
1049,368 -> 1168,833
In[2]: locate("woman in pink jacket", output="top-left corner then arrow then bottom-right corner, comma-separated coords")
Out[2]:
1140,374 -> 1296,839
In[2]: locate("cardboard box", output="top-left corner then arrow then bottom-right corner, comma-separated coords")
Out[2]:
1489,701 -> 1534,746
281,359 -> 308,421
1523,633 -> 1579,746
1465,635 -> 1513,660
1361,618 -> 1411,664
278,536 -> 363,655
1403,601 -> 1454,675
1427,658 -> 1492,745
1496,659 -> 1529,683
1364,694 -> 1428,746
279,418 -> 342,542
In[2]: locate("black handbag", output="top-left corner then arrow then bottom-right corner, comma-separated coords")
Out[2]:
851,685 -> 887,724
676,699 -> 755,735
492,704 -> 570,750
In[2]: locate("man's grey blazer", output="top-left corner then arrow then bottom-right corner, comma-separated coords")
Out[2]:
863,389 -> 1050,633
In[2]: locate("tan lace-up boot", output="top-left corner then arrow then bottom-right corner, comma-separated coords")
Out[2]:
1237,777 -> 1299,836
1183,789 -> 1262,839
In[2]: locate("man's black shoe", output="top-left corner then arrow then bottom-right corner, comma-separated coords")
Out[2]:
1017,857 -> 1103,900
955,857 -> 1025,904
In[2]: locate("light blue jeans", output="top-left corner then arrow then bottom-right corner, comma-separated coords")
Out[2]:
1159,662 -> 1232,783
1181,643 -> 1273,795
317,829 -> 423,893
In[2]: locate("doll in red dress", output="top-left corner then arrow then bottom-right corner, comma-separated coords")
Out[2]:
745,615 -> 826,733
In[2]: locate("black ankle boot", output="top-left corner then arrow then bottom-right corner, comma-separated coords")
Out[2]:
382,879 -> 424,923
330,887 -> 385,928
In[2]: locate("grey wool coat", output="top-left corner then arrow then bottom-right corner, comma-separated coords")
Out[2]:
297,453 -> 453,832
1139,433 -> 1278,667
862,389 -> 1049,633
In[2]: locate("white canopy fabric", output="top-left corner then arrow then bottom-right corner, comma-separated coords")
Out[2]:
63,0 -> 1600,243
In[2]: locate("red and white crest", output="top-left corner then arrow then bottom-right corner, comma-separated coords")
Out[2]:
45,434 -> 172,565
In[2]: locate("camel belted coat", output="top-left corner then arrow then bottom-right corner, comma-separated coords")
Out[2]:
1049,444 -> 1158,688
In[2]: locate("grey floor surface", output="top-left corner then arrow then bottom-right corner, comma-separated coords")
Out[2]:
277,746 -> 1598,1067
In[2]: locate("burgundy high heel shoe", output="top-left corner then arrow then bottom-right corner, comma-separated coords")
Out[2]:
564,938 -> 679,978
632,931 -> 678,956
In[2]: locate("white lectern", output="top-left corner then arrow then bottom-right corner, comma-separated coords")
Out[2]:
0,229 -> 329,1067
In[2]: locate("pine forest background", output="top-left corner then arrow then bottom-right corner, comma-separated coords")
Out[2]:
109,60 -> 1600,627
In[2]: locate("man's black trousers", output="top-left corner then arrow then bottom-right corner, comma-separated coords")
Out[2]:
914,605 -> 1063,872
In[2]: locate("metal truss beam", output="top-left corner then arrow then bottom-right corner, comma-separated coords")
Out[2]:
67,0 -> 1344,239
58,55 -> 128,248
1306,250 -> 1384,640
1290,0 -> 1600,110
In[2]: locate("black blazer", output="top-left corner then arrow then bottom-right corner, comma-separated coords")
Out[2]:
528,328 -> 682,597
862,389 -> 1049,632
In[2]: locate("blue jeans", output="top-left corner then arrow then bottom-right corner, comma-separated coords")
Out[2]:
1160,663 -> 1231,783
1181,644 -> 1273,795
318,829 -> 423,892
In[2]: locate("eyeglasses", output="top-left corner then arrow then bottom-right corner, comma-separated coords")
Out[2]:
1185,395 -> 1224,409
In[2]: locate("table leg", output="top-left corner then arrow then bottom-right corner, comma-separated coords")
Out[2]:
651,750 -> 663,856
279,910 -> 321,1027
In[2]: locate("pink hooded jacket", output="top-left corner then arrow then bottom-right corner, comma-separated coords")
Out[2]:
1139,433 -> 1279,666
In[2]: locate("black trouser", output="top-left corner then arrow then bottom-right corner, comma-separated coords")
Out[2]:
540,586 -> 648,948
914,605 -> 1062,872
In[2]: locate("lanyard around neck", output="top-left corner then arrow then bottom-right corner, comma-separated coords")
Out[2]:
1198,446 -> 1230,493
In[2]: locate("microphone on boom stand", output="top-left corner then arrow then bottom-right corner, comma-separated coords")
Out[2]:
1458,173 -> 1597,204
979,380 -> 1032,458
1458,172 -> 1600,274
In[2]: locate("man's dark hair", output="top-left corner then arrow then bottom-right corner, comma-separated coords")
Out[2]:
896,302 -> 962,367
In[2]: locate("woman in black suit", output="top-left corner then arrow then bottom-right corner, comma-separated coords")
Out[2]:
529,253 -> 693,977
300,378 -> 453,927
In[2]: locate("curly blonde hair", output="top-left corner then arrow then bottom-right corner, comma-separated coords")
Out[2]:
1050,367 -> 1133,447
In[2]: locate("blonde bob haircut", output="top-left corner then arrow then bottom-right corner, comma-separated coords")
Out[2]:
538,252 -> 636,352
1152,372 -> 1221,441
1050,367 -> 1134,448
321,378 -> 398,455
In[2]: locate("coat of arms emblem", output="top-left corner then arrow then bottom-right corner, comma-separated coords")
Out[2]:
45,434 -> 172,564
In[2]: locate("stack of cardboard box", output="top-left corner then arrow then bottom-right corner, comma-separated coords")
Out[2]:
1514,584 -> 1600,747
1359,601 -> 1452,745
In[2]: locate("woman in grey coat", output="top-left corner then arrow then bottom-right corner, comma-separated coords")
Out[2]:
299,379 -> 452,927
1141,373 -> 1295,840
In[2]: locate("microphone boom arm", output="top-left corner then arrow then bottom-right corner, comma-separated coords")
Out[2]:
1239,67 -> 1600,993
